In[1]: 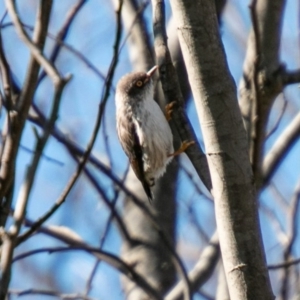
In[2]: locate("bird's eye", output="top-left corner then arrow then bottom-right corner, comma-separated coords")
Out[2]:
135,80 -> 143,87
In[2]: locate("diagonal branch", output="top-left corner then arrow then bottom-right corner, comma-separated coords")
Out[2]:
165,232 -> 220,300
151,0 -> 212,194
262,111 -> 300,186
5,0 -> 60,83
16,223 -> 163,300
37,0 -> 87,84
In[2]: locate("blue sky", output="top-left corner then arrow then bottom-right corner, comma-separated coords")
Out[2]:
0,0 -> 299,299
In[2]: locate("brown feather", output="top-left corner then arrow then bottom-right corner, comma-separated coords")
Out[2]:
117,114 -> 153,201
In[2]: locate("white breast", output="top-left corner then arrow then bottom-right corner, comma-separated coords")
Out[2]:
133,98 -> 174,181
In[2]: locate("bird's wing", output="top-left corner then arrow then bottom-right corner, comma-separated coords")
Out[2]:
117,117 -> 153,201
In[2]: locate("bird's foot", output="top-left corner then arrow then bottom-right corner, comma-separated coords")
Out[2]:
168,140 -> 195,157
165,101 -> 177,121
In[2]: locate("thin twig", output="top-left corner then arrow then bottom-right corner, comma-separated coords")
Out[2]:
265,94 -> 287,140
0,29 -> 14,107
0,25 -> 17,228
1,22 -> 106,81
280,179 -> 300,299
268,257 -> 300,270
180,163 -> 213,203
185,201 -> 210,243
82,164 -> 132,242
9,289 -> 96,300
84,165 -> 130,296
18,224 -> 163,300
260,203 -> 288,246
5,0 -> 60,83
19,0 -> 124,244
52,0 -> 123,212
37,0 -> 87,84
165,232 -> 219,300
262,111 -> 300,186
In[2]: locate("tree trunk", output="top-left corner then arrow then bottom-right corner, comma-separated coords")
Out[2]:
169,0 -> 274,299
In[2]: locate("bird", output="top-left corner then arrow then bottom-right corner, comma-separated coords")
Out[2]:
115,66 -> 193,201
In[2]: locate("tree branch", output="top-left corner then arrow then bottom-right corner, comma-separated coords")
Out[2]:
14,225 -> 162,300
1,1 -> 55,297
169,0 -> 274,298
165,232 -> 219,300
282,68 -> 300,85
151,0 -> 212,193
262,111 -> 300,186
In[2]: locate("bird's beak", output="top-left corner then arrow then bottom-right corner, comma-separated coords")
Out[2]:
146,65 -> 158,78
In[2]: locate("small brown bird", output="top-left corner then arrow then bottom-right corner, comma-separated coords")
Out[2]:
115,66 -> 193,201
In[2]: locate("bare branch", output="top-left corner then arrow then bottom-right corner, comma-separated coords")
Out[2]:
265,94 -> 287,139
268,257 -> 300,270
28,104 -> 193,300
9,289 -> 96,300
112,0 -> 153,71
37,0 -> 87,84
165,232 -> 220,300
37,0 -> 123,230
282,69 -> 300,84
0,0 -> 53,211
262,111 -> 300,186
5,0 -> 60,83
279,179 -> 300,299
239,0 -> 287,185
151,0 -> 212,193
248,0 -> 265,174
0,30 -> 15,108
13,235 -> 162,300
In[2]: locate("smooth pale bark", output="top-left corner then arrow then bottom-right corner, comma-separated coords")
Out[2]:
170,0 -> 274,299
216,263 -> 230,300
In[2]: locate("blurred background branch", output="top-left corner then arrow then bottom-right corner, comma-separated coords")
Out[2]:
0,0 -> 298,299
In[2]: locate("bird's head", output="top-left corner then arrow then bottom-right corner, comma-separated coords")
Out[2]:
116,66 -> 158,102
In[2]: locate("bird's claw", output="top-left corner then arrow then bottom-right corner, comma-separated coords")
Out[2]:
168,140 -> 195,157
165,101 -> 177,121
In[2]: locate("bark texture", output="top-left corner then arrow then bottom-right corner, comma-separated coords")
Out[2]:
122,167 -> 177,299
170,0 -> 274,299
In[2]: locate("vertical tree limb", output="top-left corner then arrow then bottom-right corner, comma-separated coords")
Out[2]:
239,0 -> 287,185
151,0 -> 212,193
169,0 -> 274,299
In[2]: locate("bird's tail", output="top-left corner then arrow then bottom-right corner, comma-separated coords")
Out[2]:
142,180 -> 153,203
